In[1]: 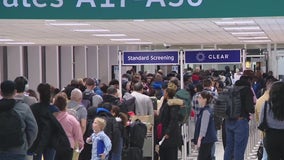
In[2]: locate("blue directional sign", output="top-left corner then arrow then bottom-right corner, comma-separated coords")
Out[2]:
123,51 -> 179,65
185,50 -> 241,64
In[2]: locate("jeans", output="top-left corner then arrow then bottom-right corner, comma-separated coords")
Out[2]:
262,146 -> 268,160
224,119 -> 249,160
33,148 -> 56,160
111,137 -> 123,160
0,153 -> 25,160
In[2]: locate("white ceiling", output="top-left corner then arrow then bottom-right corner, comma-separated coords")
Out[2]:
1,17 -> 284,48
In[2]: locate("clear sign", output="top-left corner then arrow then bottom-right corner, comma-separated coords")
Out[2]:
185,50 -> 241,64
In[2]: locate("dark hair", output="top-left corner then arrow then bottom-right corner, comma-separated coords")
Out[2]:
0,80 -> 15,97
100,102 -> 113,111
109,79 -> 119,86
199,91 -> 213,105
268,81 -> 284,121
202,79 -> 212,87
37,83 -> 51,104
14,76 -> 28,93
107,85 -> 117,95
54,93 -> 67,111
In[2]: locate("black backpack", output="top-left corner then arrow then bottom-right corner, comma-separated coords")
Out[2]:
214,86 -> 244,119
82,91 -> 95,109
129,119 -> 147,149
0,101 -> 24,149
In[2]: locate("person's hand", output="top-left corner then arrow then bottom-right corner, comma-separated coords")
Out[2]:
86,137 -> 92,143
100,153 -> 106,160
164,134 -> 169,139
197,137 -> 202,148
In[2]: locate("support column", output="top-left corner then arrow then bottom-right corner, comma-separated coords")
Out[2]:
27,46 -> 42,91
45,46 -> 59,88
74,46 -> 87,79
60,46 -> 73,89
0,47 -> 3,81
98,45 -> 109,83
86,46 -> 99,79
7,46 -> 23,80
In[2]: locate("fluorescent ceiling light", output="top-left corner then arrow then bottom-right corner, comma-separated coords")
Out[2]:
214,20 -> 255,26
5,42 -> 35,45
133,19 -> 145,22
73,29 -> 110,32
240,40 -> 271,43
231,31 -> 265,35
125,42 -> 153,44
237,36 -> 269,40
48,23 -> 90,26
93,34 -> 126,37
224,26 -> 261,31
110,38 -> 140,41
0,39 -> 14,42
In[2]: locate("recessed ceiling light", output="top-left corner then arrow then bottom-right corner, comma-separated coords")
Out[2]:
110,38 -> 140,41
73,29 -> 110,32
48,23 -> 90,26
214,20 -> 255,26
5,42 -> 35,45
231,31 -> 265,35
237,36 -> 269,40
224,26 -> 261,31
125,42 -> 153,44
0,39 -> 14,42
93,34 -> 126,37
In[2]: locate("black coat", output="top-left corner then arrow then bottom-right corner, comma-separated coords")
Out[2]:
159,100 -> 182,148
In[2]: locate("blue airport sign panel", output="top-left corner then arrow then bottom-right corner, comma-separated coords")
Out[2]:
185,50 -> 241,64
123,51 -> 179,65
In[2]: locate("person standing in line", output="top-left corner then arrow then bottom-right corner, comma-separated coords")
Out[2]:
53,92 -> 84,160
86,117 -> 112,160
158,83 -> 182,160
259,81 -> 284,159
67,88 -> 88,135
193,91 -> 217,160
28,83 -> 58,160
14,76 -> 37,106
255,76 -> 277,160
223,78 -> 255,160
0,80 -> 38,160
131,82 -> 154,116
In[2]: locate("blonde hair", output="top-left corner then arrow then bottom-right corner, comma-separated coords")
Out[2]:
94,117 -> 106,130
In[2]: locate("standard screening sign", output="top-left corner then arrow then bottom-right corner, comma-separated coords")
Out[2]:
123,51 -> 179,65
185,50 -> 241,64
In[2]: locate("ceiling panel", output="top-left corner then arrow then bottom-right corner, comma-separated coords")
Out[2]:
0,18 -> 284,47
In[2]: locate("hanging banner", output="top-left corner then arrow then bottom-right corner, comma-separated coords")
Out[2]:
123,51 -> 179,65
1,1 -> 284,19
185,50 -> 241,64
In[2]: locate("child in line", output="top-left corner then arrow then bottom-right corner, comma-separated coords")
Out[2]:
86,117 -> 112,160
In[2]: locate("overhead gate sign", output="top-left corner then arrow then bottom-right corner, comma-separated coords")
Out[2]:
185,50 -> 241,64
1,1 -> 284,19
123,51 -> 179,65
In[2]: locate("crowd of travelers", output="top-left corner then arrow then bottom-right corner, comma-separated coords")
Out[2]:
0,65 -> 284,160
